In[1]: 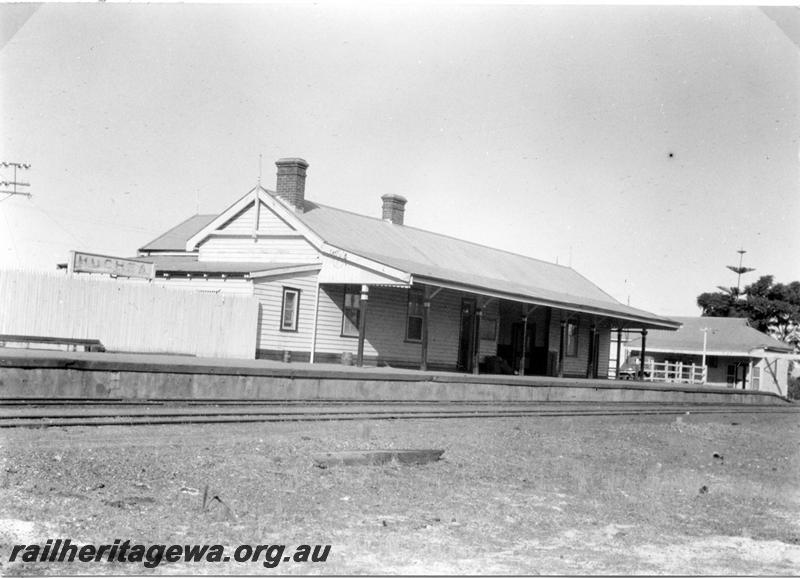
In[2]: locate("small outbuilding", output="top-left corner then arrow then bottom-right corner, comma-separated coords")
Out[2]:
624,316 -> 797,396
132,157 -> 679,376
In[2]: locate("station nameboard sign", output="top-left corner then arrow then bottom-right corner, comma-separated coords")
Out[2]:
69,251 -> 155,280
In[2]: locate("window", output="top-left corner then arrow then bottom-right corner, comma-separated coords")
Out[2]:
565,320 -> 578,357
406,289 -> 424,342
280,288 -> 300,332
341,286 -> 361,337
751,366 -> 760,390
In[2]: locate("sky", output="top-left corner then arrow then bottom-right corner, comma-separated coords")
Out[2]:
0,3 -> 798,317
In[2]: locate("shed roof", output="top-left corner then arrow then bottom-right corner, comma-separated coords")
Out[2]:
130,255 -> 315,275
627,316 -> 793,356
140,214 -> 216,252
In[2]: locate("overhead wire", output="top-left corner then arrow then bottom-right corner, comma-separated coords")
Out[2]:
25,196 -> 88,248
0,202 -> 21,267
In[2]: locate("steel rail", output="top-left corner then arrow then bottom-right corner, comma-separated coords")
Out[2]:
0,400 -> 796,428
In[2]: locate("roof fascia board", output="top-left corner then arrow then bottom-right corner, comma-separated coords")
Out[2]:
185,188 -> 324,250
757,345 -> 792,353
185,190 -> 261,250
761,352 -> 800,360
252,191 -> 329,249
249,264 -> 322,279
413,275 -> 680,330
626,347 -> 794,357
629,347 -> 759,357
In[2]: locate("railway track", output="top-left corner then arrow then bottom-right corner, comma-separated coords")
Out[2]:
1,399 -> 797,428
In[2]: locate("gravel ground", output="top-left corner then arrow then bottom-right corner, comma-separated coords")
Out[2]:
1,410 -> 798,575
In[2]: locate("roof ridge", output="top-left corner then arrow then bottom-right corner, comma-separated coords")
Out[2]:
306,200 -> 577,272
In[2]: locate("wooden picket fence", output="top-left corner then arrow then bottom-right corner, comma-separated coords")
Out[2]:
0,269 -> 259,359
644,360 -> 707,385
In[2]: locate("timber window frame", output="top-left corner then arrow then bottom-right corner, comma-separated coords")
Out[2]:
280,287 -> 300,332
405,288 -> 424,342
341,285 -> 361,338
565,319 -> 579,357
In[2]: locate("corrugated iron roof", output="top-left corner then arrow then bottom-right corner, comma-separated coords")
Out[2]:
296,201 -> 678,327
139,214 -> 217,252
627,316 -> 793,355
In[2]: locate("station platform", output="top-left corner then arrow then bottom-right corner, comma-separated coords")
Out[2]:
0,348 -> 790,405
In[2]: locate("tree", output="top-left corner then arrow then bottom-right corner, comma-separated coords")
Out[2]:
696,289 -> 747,318
697,275 -> 800,351
744,276 -> 800,345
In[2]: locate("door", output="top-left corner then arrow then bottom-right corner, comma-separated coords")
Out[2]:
726,362 -> 748,389
457,299 -> 476,372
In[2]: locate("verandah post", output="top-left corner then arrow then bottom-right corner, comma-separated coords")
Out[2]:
421,295 -> 430,371
519,311 -> 528,376
356,284 -> 369,367
558,319 -> 566,378
473,307 -> 482,375
639,328 -> 648,381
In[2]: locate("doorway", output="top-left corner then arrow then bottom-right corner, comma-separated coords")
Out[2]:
511,321 -> 549,375
457,298 -> 476,372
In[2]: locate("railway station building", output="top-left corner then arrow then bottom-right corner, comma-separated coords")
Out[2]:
132,157 -> 680,376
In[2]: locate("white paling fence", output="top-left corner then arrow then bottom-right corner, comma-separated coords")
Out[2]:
644,360 -> 707,385
0,269 -> 259,359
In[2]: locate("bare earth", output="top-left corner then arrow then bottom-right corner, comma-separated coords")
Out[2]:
1,409 -> 798,575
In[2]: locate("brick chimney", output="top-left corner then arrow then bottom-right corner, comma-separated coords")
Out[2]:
381,194 -> 407,225
275,158 -> 309,212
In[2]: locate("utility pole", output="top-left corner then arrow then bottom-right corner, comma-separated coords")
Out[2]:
700,327 -> 708,384
726,248 -> 755,296
0,162 -> 32,198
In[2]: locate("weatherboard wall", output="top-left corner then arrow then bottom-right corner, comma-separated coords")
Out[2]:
197,236 -> 320,264
548,310 -> 611,378
254,281 -> 493,370
253,271 -> 319,356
